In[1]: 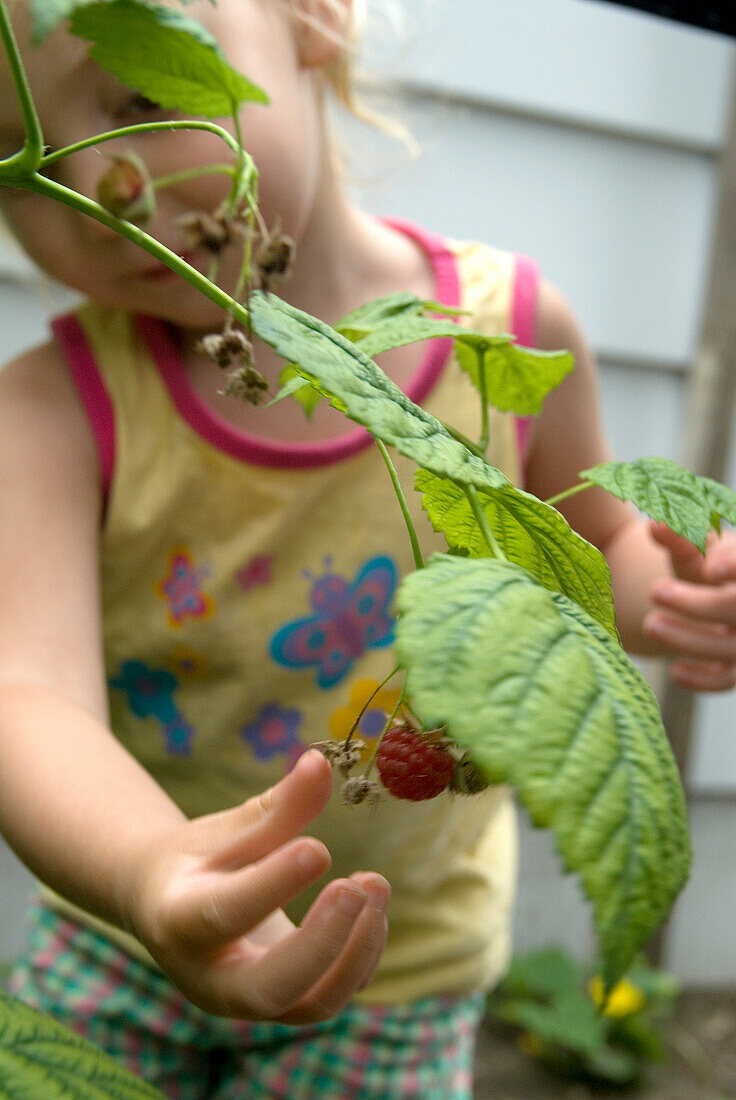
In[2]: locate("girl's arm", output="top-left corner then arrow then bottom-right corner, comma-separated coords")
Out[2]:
525,280 -> 736,692
0,344 -> 389,1020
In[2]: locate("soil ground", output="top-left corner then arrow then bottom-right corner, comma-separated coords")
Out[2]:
473,991 -> 736,1099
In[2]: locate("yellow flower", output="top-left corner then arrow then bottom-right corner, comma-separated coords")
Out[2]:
166,645 -> 210,681
589,976 -> 645,1018
329,678 -> 401,761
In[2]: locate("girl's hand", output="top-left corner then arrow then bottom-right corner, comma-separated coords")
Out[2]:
125,749 -> 389,1023
644,520 -> 736,691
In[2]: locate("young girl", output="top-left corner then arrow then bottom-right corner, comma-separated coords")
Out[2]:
1,1 -> 736,1097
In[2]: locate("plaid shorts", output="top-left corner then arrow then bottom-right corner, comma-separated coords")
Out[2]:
7,897 -> 484,1099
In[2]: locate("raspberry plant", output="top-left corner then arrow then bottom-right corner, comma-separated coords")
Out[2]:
2,0 -> 734,1008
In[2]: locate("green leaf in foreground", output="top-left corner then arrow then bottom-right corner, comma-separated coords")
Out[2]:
416,468 -> 618,640
336,292 -> 437,335
350,313 -> 572,418
396,554 -> 691,985
270,364 -> 335,417
581,457 -> 736,552
331,290 -> 572,416
455,338 -> 574,416
69,1 -> 269,117
249,291 -> 510,490
0,990 -> 165,1097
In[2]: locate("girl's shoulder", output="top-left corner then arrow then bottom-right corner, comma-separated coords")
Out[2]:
0,336 -> 103,503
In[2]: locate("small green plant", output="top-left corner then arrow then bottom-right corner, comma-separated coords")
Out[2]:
0,989 -> 167,1097
486,947 -> 680,1086
0,0 -> 728,1014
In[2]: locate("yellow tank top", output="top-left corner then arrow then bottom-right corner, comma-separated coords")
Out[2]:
42,222 -> 539,1003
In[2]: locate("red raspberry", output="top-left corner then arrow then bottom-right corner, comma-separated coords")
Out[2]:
375,726 -> 455,801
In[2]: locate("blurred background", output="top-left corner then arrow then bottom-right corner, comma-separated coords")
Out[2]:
0,0 -> 734,988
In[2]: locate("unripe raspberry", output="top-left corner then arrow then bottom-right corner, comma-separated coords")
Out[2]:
375,726 -> 455,801
96,152 -> 155,224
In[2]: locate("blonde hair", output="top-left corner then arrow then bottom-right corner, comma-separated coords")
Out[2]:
280,0 -> 418,154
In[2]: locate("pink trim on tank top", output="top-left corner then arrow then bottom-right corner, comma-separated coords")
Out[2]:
137,219 -> 461,470
509,253 -> 540,475
52,224 -> 538,486
51,313 -> 116,495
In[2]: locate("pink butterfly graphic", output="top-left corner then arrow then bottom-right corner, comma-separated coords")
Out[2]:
269,556 -> 397,689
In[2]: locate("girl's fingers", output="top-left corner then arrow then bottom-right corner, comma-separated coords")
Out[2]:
644,611 -> 736,662
648,521 -> 708,583
651,578 -> 736,626
168,836 -> 331,950
218,877 -> 371,1019
669,659 -> 736,693
191,750 -> 334,868
279,873 -> 390,1024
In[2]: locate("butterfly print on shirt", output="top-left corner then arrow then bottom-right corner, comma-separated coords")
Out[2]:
269,556 -> 398,689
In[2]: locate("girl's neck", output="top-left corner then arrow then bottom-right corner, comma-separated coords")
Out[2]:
175,185 -> 440,444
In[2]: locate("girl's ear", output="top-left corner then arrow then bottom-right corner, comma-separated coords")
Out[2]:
293,0 -> 353,70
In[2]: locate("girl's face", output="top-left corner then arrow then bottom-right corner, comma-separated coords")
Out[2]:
0,0 -> 332,328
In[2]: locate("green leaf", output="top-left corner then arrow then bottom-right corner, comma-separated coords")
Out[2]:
336,292 -> 428,335
248,291 -> 510,490
502,991 -> 608,1056
0,990 -> 166,1097
396,554 -> 691,985
69,1 -> 269,117
581,457 -> 736,553
416,469 -> 618,639
456,337 -> 574,415
356,314 -> 462,358
623,958 -> 680,1004
269,365 -> 326,417
583,1042 -> 643,1084
497,948 -> 583,999
700,474 -> 736,533
335,292 -> 466,339
349,314 -> 572,416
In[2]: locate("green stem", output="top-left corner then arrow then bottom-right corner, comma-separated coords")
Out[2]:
151,163 -> 235,191
464,484 -> 507,559
476,347 -> 490,452
0,0 -> 44,174
364,688 -> 407,781
11,173 -> 249,323
228,122 -> 258,316
38,120 -> 241,170
544,480 -> 594,508
374,438 -> 425,570
343,665 -> 401,749
226,110 -> 247,213
443,422 -> 487,460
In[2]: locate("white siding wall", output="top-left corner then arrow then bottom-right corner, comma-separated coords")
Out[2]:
1,0 -> 734,984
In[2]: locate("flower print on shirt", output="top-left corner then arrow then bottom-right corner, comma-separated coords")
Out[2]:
236,554 -> 273,592
155,546 -> 213,629
166,645 -> 210,681
270,555 -> 397,689
240,702 -> 304,771
109,660 -> 195,756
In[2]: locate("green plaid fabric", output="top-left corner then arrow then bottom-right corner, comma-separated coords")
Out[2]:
8,897 -> 484,1098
